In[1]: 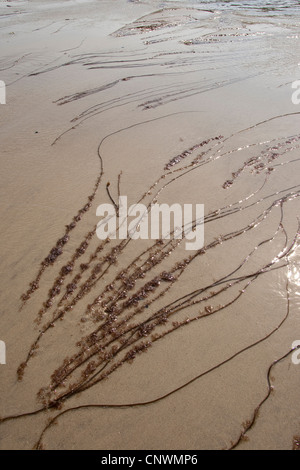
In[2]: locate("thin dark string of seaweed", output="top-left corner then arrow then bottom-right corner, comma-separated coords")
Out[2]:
17,236 -> 184,379
18,179 -> 300,387
14,209 -> 300,404
95,121 -> 297,248
0,53 -> 31,72
19,184 -> 287,378
36,127 -> 225,321
228,257 -> 299,449
7,114 -> 299,449
102,114 -> 300,220
54,72 -> 201,106
18,226 -> 183,369
32,307 -> 300,451
53,220 -> 296,400
71,80 -> 198,121
106,182 -> 119,217
54,74 -> 256,143
46,199 -> 299,398
20,184 -> 300,382
0,243 -> 297,450
75,276 -> 263,399
51,110 -> 201,147
0,261 -> 292,426
17,187 -> 298,426
41,115 -> 213,316
39,212 -> 298,404
58,202 -> 287,375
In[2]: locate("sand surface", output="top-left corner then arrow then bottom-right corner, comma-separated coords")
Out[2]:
0,0 -> 300,450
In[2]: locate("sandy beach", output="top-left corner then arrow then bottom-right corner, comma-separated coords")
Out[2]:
0,0 -> 300,450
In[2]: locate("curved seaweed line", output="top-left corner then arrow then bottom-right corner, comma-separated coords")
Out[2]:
32,229 -> 298,445
51,218 -> 299,400
0,256 -> 296,440
34,317 -> 300,450
46,200 -> 292,397
7,112 -> 300,449
51,109 -> 202,146
17,120 -> 300,393
22,183 -> 297,387
57,73 -> 259,141
229,346 -> 299,450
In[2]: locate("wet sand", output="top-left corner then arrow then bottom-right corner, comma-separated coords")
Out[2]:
0,0 -> 300,450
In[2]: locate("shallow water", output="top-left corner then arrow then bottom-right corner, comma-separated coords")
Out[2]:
0,0 -> 299,450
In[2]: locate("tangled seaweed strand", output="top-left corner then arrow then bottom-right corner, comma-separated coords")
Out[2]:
16,123 -> 300,385
1,113 -> 299,451
33,343 -> 300,450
